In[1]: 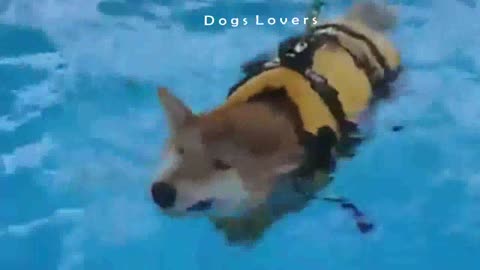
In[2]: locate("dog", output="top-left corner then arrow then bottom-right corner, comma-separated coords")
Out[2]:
151,1 -> 401,245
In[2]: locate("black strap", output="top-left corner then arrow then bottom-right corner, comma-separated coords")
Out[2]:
313,24 -> 403,99
304,69 -> 358,138
277,34 -> 358,139
228,35 -> 304,97
291,126 -> 337,177
229,32 -> 359,145
314,24 -> 390,74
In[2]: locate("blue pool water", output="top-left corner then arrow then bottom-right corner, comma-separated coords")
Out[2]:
1,0 -> 480,269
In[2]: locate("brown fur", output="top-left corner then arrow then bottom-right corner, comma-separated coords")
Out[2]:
157,86 -> 305,207
155,86 -> 329,244
152,1 -> 400,245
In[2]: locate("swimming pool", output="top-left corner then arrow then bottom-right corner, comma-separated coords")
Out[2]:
1,0 -> 479,269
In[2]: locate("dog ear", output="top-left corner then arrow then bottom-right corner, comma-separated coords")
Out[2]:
157,87 -> 194,131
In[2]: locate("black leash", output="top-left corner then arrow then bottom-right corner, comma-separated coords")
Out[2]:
322,196 -> 374,233
291,175 -> 375,234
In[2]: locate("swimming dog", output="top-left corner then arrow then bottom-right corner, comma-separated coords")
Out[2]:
151,1 -> 401,245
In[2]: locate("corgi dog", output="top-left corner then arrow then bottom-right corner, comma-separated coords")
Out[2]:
151,1 -> 401,245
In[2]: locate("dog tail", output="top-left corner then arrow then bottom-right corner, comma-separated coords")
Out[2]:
345,1 -> 397,32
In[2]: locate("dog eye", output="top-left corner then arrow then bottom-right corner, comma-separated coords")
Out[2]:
176,147 -> 185,155
213,159 -> 231,170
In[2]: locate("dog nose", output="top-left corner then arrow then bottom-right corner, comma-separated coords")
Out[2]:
151,182 -> 176,209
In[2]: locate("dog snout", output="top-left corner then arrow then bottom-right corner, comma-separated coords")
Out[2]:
151,182 -> 177,209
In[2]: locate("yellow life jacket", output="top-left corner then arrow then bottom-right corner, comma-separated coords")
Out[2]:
220,21 -> 401,173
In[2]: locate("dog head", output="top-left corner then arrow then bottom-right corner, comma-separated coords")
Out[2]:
151,88 -> 303,217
